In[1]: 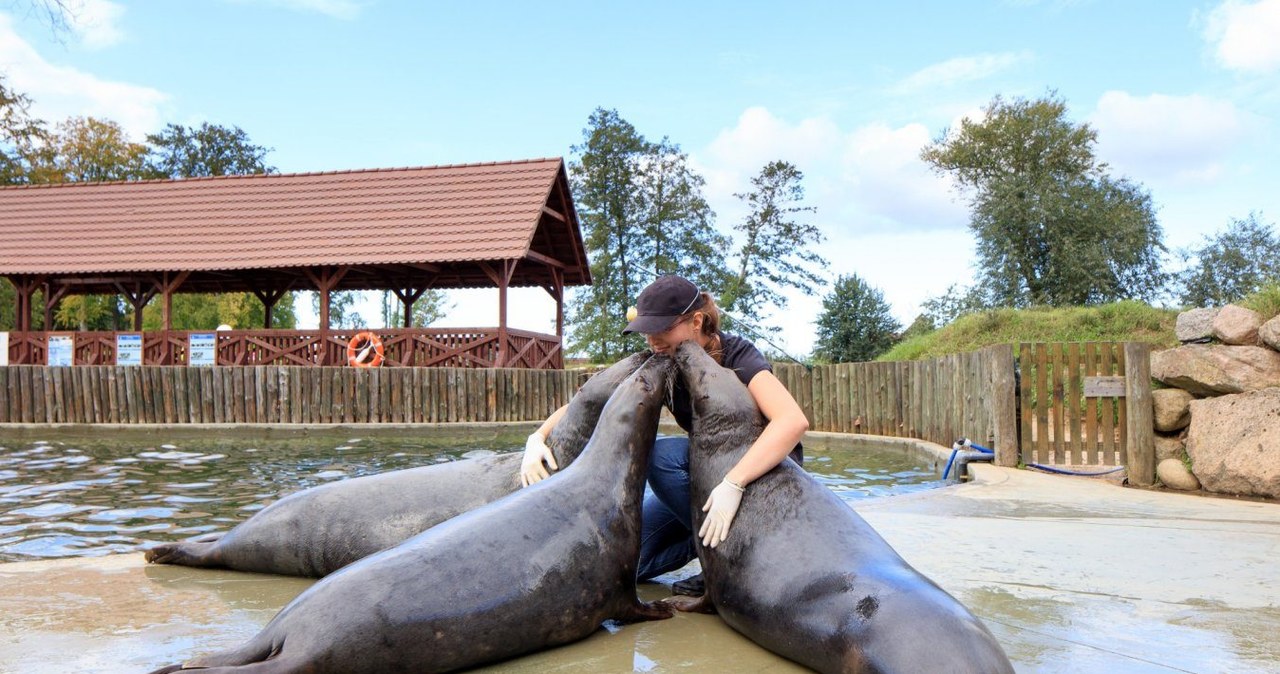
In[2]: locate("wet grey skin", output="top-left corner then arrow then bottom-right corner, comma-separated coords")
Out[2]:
148,354 -> 675,674
672,341 -> 1014,674
143,351 -> 652,578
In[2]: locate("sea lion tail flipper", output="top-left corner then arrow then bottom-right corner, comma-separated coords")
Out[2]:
616,599 -> 675,623
658,594 -> 716,614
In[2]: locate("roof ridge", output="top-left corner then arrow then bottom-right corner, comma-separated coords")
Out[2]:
0,157 -> 565,191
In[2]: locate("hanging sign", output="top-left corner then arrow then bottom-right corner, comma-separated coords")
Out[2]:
188,332 -> 217,367
1084,376 -> 1127,397
0,332 -> 8,366
48,334 -> 74,366
116,334 -> 143,366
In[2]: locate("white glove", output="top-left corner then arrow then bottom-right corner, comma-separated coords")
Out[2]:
520,432 -> 558,487
698,478 -> 745,548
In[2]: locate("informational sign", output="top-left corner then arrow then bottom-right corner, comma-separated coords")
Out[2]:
116,334 -> 143,366
0,332 -> 7,366
188,332 -> 217,367
48,334 -> 74,366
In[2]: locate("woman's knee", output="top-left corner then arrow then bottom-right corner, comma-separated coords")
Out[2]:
649,436 -> 690,474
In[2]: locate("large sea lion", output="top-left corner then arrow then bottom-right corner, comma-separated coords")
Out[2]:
670,341 -> 1014,674
144,351 -> 651,577
149,353 -> 675,674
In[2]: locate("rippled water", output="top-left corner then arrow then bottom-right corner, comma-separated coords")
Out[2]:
0,434 -> 940,563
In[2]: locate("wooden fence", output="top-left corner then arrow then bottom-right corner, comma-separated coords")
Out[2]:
0,365 -> 579,425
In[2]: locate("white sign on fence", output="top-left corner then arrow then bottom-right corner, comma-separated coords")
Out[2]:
117,334 -> 143,366
188,332 -> 217,367
0,332 -> 7,366
48,335 -> 74,366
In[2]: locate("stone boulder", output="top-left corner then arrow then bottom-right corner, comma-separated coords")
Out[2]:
1151,344 -> 1280,396
1212,304 -> 1263,346
1152,388 -> 1193,431
1176,307 -> 1218,343
1155,432 -> 1186,462
1157,458 -> 1201,491
1186,387 -> 1280,499
1261,315 -> 1280,352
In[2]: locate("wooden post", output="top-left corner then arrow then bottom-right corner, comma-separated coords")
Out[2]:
988,344 -> 1019,467
43,281 -> 70,330
1123,342 -> 1155,486
305,267 -> 349,364
252,285 -> 292,329
158,271 -> 190,331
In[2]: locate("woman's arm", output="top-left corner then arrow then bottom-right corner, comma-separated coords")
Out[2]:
724,370 -> 810,487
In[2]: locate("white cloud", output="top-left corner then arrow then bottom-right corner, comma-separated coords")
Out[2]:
1202,0 -> 1280,73
1088,91 -> 1247,186
0,13 -> 167,139
893,52 -> 1032,94
65,0 -> 126,49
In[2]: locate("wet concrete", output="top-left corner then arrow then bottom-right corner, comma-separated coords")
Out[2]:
2,464 -> 1278,673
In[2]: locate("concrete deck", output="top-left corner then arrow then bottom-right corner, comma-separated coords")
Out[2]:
1,465 -> 1277,673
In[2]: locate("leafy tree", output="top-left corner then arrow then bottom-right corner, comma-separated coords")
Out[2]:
145,122 -> 275,178
920,283 -> 990,327
921,92 -> 1166,307
44,116 -> 149,182
310,291 -> 363,329
813,274 -> 901,363
721,160 -> 827,337
1178,213 -> 1280,307
381,289 -> 452,327
566,108 -> 727,362
140,293 -> 297,330
0,75 -> 50,185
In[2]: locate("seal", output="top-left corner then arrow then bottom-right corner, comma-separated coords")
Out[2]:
148,354 -> 675,674
669,341 -> 1014,674
144,351 -> 651,577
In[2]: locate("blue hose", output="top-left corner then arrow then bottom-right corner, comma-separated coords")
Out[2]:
1026,463 -> 1125,476
942,438 -> 994,480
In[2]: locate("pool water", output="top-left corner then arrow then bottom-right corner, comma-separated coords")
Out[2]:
0,432 -> 941,563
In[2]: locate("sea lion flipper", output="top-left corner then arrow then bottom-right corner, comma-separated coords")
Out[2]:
659,594 -> 716,614
144,540 -> 219,567
616,599 -> 675,623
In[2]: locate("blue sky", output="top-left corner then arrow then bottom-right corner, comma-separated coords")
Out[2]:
3,0 -> 1278,356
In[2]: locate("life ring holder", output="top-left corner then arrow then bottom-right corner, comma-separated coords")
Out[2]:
346,332 -> 385,368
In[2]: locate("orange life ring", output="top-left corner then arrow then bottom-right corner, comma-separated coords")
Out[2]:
346,332 -> 385,367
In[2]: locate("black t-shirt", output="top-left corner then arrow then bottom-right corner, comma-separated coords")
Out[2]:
670,333 -> 803,464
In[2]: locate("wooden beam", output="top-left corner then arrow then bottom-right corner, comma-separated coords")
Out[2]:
541,205 -> 566,222
524,249 -> 565,269
403,262 -> 441,274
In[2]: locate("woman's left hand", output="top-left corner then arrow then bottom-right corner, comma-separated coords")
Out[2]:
698,478 -> 745,548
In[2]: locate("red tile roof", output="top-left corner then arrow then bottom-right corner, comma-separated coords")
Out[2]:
0,158 -> 587,283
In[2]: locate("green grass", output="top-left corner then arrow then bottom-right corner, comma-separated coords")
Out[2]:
877,300 -> 1180,362
1238,282 -> 1280,321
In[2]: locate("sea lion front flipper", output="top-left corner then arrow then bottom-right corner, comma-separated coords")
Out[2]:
616,600 -> 674,623
659,594 -> 716,614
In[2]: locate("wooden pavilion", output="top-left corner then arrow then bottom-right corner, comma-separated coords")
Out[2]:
0,158 -> 589,369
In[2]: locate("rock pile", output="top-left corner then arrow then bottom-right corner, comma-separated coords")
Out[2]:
1150,305 -> 1280,499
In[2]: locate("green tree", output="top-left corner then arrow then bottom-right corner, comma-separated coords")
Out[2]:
566,108 -> 727,362
145,122 -> 275,178
920,283 -> 990,328
0,75 -> 50,185
1178,213 -> 1280,307
140,293 -> 297,330
721,160 -> 827,337
813,274 -> 901,363
921,92 -> 1166,307
310,291 -> 363,329
45,116 -> 149,182
381,289 -> 452,327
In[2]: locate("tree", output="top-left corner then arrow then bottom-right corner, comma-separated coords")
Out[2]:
921,92 -> 1166,307
44,116 -> 149,182
146,122 -> 275,178
382,290 -> 452,327
920,283 -> 990,327
813,274 -> 901,363
721,160 -> 827,337
566,108 -> 727,362
0,75 -> 50,185
1178,213 -> 1280,307
310,291 -> 363,329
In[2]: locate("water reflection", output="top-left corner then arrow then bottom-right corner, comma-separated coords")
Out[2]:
0,435 -> 940,563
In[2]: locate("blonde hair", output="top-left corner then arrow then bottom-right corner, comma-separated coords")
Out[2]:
680,292 -> 723,364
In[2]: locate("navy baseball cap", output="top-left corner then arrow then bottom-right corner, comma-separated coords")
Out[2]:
622,275 -> 707,335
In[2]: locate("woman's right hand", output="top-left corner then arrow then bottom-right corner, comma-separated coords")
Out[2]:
520,432 -> 558,487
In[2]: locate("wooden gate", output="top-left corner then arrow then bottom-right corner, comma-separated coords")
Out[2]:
1017,341 -> 1154,482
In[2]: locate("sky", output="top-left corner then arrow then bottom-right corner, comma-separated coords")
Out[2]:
2,0 -> 1279,357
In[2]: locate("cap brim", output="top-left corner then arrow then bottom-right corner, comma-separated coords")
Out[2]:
622,314 -> 679,335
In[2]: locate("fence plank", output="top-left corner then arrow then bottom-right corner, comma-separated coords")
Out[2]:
1100,343 -> 1117,462
1124,342 -> 1154,485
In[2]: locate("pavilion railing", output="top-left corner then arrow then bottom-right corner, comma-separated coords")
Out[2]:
3,328 -> 563,369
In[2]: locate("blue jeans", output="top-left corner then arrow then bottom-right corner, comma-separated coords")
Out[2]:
637,435 -> 697,581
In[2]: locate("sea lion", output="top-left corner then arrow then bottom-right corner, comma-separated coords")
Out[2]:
144,351 -> 651,577
149,353 -> 675,674
670,341 -> 1014,674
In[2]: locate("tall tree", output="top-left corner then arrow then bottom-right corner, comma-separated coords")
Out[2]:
921,92 -> 1166,307
1178,213 -> 1280,307
721,160 -> 827,336
0,75 -> 50,185
567,108 -> 727,362
45,116 -> 149,182
813,274 -> 901,363
382,289 -> 452,327
145,122 -> 275,178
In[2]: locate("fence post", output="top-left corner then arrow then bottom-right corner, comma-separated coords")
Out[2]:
1123,342 -> 1155,485
987,344 -> 1019,467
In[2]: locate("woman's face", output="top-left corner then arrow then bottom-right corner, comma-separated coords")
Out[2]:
644,313 -> 705,354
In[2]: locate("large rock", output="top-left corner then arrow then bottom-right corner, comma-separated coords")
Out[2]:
1151,344 -> 1280,396
1152,388 -> 1193,431
1175,308 -> 1218,343
1186,388 -> 1280,499
1212,304 -> 1263,346
1155,432 -> 1186,462
1261,315 -> 1280,352
1157,458 -> 1201,491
